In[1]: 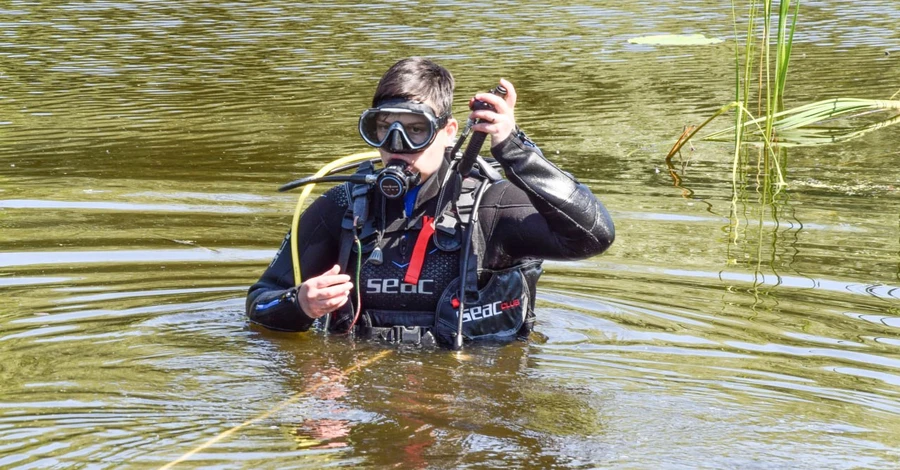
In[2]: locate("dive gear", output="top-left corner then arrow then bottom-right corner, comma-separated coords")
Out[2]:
248,125 -> 615,349
452,85 -> 508,177
280,159 -> 420,201
359,99 -> 450,154
281,151 -> 379,286
357,325 -> 435,346
377,159 -> 421,199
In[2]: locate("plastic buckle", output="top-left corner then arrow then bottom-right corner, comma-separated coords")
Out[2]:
392,326 -> 422,344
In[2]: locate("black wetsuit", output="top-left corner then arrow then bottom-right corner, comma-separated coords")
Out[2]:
246,132 -> 615,337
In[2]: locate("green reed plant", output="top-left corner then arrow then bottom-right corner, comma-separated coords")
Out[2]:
663,0 -> 900,251
666,0 -> 900,191
668,0 -> 800,189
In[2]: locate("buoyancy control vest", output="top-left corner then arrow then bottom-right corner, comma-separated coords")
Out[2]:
328,158 -> 543,347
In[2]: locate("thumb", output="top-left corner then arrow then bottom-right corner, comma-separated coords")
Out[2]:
326,264 -> 342,275
499,78 -> 516,108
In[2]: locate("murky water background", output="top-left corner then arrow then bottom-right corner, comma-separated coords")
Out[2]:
2,1 -> 899,468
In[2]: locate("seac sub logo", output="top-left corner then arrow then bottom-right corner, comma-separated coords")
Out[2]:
461,298 -> 521,323
367,278 -> 434,295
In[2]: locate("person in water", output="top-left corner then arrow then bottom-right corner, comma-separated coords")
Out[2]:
246,57 -> 614,347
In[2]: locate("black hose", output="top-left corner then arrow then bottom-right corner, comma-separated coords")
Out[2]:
278,174 -> 371,192
456,131 -> 487,177
455,178 -> 490,350
278,158 -> 381,192
455,84 -> 507,177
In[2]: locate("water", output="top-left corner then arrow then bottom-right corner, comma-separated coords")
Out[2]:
2,1 -> 900,468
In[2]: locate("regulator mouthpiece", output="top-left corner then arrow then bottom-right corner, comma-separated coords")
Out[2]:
377,159 -> 420,199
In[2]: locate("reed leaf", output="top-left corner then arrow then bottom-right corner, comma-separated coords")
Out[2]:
703,98 -> 900,145
668,0 -> 898,201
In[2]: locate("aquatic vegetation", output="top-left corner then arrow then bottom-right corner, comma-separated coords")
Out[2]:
667,98 -> 900,187
663,0 -> 900,263
666,0 -> 900,188
703,98 -> 900,146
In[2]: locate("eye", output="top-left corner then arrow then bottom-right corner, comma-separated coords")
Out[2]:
374,121 -> 391,139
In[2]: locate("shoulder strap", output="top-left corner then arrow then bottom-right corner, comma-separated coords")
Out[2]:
459,178 -> 491,301
433,167 -> 495,252
338,161 -> 377,273
337,183 -> 356,274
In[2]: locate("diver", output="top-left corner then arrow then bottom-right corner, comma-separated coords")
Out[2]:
246,57 -> 615,348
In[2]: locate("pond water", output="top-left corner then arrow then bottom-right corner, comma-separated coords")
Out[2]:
2,1 -> 899,468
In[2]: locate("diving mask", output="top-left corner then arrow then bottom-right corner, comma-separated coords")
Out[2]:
358,99 -> 450,154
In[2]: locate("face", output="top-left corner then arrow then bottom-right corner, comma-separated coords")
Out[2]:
377,102 -> 458,181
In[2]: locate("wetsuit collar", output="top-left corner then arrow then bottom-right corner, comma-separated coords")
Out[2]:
403,184 -> 421,217
406,155 -> 450,218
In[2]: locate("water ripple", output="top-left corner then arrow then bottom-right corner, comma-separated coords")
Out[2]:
0,248 -> 272,268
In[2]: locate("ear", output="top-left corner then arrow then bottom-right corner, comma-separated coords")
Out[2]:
444,118 -> 459,136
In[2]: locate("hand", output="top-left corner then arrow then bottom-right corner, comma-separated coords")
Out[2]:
297,265 -> 353,318
468,78 -> 517,147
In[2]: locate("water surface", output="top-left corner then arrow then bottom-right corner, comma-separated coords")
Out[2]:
2,1 -> 900,468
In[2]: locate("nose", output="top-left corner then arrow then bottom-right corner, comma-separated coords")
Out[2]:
387,129 -> 405,153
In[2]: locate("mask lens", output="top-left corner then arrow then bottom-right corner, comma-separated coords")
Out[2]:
359,110 -> 385,146
359,106 -> 440,151
397,114 -> 433,146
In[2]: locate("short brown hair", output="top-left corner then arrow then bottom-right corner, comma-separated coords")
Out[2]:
372,57 -> 454,117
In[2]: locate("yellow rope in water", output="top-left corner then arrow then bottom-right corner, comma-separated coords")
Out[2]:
159,349 -> 391,469
289,151 -> 380,286
158,152 -> 387,469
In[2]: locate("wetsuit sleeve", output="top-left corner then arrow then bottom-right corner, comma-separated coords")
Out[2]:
245,185 -> 347,331
483,130 -> 614,263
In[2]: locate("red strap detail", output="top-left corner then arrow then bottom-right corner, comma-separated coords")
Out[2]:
404,216 -> 435,285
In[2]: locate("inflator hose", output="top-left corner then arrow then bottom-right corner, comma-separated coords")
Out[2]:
456,131 -> 487,177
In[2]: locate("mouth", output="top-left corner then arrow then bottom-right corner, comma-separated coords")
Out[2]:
381,152 -> 418,165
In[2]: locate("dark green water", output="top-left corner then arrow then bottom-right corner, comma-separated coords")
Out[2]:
2,1 -> 899,468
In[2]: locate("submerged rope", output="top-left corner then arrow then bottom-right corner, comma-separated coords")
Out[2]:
159,350 -> 391,469
157,152 -> 388,468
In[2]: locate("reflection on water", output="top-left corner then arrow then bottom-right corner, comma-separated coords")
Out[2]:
0,248 -> 272,267
2,0 -> 900,468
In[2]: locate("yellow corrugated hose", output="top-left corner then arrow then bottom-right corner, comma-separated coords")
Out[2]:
289,151 -> 380,286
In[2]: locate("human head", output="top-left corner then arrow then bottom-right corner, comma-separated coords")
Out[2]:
367,57 -> 458,181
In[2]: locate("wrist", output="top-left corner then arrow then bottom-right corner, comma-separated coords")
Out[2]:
511,126 -> 536,147
290,286 -> 315,320
489,126 -> 513,147
491,126 -> 537,156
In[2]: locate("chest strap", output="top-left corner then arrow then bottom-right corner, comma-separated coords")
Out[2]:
403,215 -> 435,285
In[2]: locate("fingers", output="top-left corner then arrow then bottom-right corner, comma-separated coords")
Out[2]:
312,272 -> 352,287
310,264 -> 351,287
471,78 -> 517,115
316,280 -> 354,299
499,78 -> 517,108
319,294 -> 350,312
299,285 -> 352,318
468,78 -> 518,145
324,264 -> 341,276
470,118 -> 507,136
471,92 -> 509,115
298,265 -> 354,318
